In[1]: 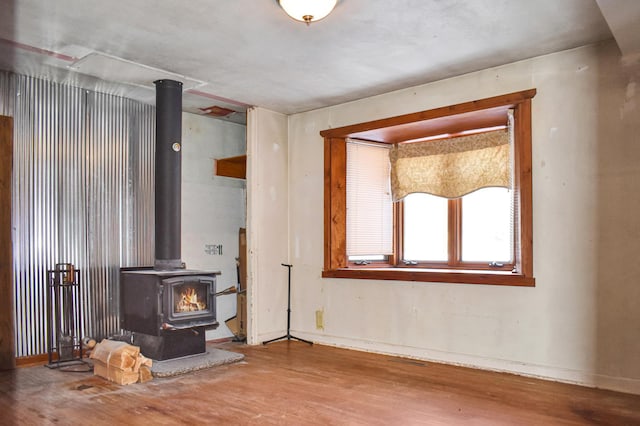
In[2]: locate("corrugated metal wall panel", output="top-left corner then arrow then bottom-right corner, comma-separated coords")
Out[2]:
0,71 -> 155,357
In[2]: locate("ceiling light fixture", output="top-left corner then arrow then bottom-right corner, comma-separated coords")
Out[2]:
279,0 -> 337,25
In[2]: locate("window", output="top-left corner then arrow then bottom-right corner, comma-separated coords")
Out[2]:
402,192 -> 448,262
322,89 -> 536,286
401,189 -> 513,268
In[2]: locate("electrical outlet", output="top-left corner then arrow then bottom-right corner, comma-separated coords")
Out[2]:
315,309 -> 324,330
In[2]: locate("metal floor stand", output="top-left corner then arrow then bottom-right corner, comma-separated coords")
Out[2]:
262,264 -> 313,346
46,263 -> 86,369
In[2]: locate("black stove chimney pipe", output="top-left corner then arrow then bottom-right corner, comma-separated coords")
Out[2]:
154,79 -> 183,270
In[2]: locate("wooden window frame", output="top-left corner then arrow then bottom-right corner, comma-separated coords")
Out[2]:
321,89 -> 536,286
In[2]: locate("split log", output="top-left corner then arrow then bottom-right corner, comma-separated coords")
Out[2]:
90,339 -> 153,385
90,339 -> 140,371
138,365 -> 153,383
93,361 -> 139,385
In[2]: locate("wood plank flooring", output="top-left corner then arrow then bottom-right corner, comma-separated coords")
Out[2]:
1,341 -> 639,425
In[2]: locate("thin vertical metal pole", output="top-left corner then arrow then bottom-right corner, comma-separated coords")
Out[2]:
285,264 -> 291,336
46,271 -> 53,365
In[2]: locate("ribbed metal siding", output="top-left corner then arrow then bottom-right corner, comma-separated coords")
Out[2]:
0,71 -> 155,357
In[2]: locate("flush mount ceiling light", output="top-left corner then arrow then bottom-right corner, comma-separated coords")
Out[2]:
279,0 -> 337,24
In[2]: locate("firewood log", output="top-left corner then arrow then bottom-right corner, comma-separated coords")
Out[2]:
90,339 -> 140,371
138,365 -> 153,383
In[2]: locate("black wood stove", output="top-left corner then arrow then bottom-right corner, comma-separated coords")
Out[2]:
121,268 -> 219,360
120,80 -> 219,360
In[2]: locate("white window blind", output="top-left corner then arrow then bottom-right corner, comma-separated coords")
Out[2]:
346,140 -> 393,256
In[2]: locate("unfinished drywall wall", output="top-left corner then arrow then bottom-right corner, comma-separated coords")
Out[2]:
285,41 -> 640,394
180,112 -> 246,341
246,107 -> 289,344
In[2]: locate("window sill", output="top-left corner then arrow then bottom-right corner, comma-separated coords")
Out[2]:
322,267 -> 535,286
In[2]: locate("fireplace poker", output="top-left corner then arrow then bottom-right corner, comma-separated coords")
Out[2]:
215,286 -> 237,297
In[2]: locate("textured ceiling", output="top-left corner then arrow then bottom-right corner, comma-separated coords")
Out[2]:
0,0 -> 618,123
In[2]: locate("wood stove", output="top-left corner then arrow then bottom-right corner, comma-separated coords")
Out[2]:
121,269 -> 219,334
120,79 -> 220,360
121,269 -> 220,360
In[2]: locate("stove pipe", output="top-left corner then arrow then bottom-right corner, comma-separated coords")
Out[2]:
154,79 -> 183,270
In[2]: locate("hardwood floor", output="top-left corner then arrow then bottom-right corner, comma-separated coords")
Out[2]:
1,341 -> 639,425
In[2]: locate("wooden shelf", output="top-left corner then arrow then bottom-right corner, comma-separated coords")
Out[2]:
215,154 -> 246,179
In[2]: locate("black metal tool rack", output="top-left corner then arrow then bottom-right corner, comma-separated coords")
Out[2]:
46,263 -> 84,368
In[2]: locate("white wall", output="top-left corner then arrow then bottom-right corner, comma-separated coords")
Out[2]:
180,112 -> 246,341
246,107 -> 290,344
284,41 -> 640,394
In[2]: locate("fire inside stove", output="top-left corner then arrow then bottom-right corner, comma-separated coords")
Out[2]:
175,284 -> 207,313
162,276 -> 216,326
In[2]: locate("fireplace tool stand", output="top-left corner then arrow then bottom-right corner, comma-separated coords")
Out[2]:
46,263 -> 86,369
262,264 -> 313,346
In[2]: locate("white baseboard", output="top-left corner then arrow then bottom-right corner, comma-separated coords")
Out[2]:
291,330 -> 640,396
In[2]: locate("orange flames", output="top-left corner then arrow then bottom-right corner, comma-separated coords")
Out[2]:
176,287 -> 206,313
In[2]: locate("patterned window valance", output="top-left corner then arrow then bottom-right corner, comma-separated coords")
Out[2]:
389,115 -> 513,201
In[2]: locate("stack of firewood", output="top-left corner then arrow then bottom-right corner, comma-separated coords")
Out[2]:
90,339 -> 153,385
